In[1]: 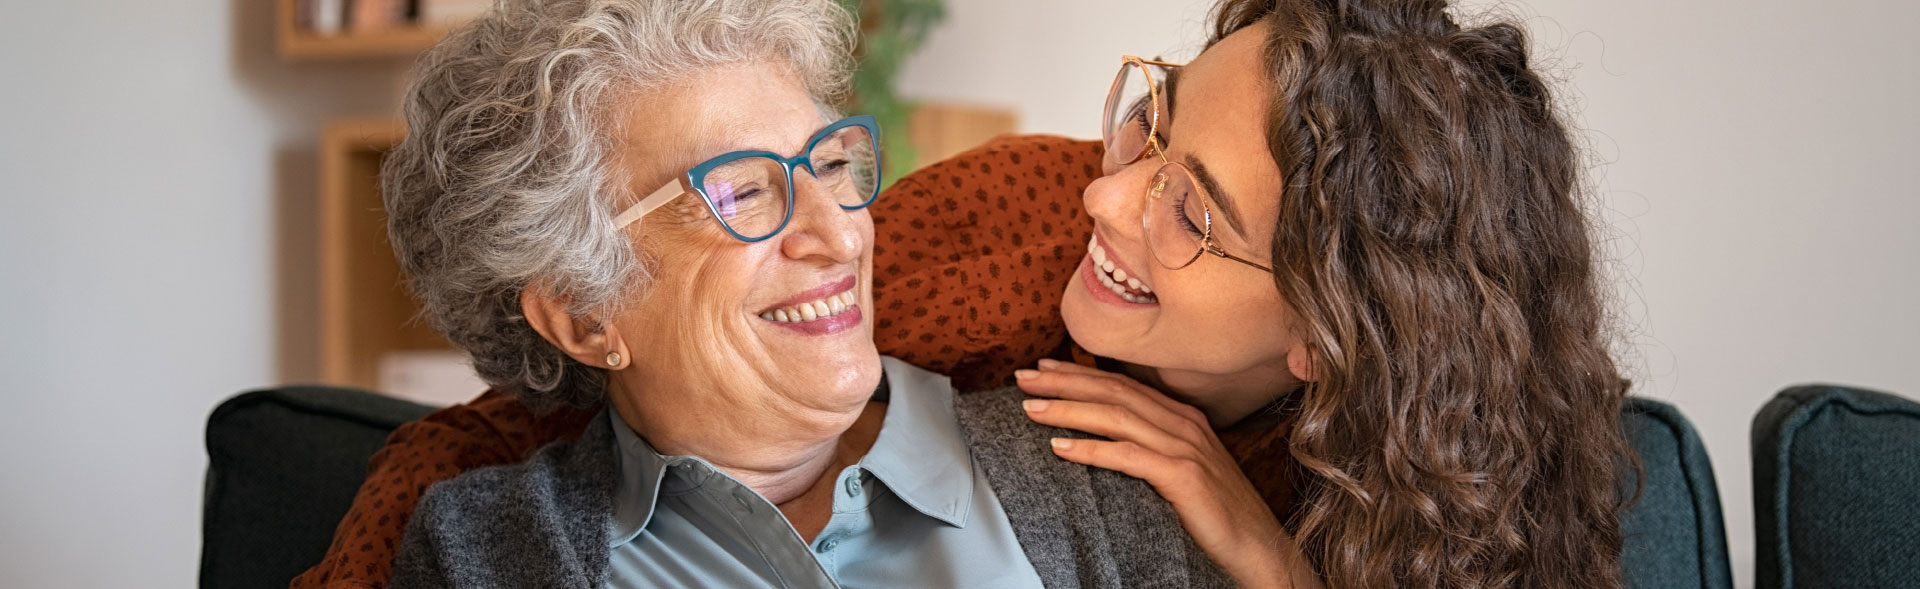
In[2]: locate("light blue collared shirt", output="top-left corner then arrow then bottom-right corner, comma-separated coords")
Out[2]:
605,357 -> 1045,589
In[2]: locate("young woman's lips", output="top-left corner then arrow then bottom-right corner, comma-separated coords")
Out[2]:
1079,255 -> 1158,308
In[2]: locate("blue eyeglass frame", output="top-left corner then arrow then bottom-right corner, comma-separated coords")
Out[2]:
612,114 -> 883,243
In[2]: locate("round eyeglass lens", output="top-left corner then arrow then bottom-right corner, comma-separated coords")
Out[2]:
1143,164 -> 1210,269
700,157 -> 791,240
808,124 -> 880,208
1103,62 -> 1161,165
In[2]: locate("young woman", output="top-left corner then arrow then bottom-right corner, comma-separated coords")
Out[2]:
299,0 -> 1630,587
1020,1 -> 1631,586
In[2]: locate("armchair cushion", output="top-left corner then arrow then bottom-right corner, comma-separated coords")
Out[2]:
200,386 -> 434,589
1620,397 -> 1735,589
1752,385 -> 1920,589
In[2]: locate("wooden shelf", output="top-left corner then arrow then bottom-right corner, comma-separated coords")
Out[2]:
908,103 -> 1020,166
318,119 -> 451,390
277,0 -> 451,62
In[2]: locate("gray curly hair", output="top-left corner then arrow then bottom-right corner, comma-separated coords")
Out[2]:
384,0 -> 857,411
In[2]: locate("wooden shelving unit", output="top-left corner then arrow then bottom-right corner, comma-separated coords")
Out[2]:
318,119 -> 451,390
277,0 -> 450,61
908,104 -> 1019,166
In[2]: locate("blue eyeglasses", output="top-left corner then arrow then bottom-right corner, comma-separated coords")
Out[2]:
613,115 -> 882,242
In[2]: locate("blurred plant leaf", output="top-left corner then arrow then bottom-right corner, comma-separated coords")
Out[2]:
839,0 -> 946,188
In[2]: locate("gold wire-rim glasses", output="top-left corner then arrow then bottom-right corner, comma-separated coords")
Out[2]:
1106,56 -> 1275,274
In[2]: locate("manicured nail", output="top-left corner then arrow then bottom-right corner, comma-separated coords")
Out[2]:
1051,438 -> 1074,450
1014,369 -> 1039,380
1037,358 -> 1061,369
1023,399 -> 1051,412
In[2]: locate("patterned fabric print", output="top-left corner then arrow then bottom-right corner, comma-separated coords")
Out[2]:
293,135 -> 1296,589
869,134 -> 1105,391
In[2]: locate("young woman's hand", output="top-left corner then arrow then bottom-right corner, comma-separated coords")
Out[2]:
1017,359 -> 1322,589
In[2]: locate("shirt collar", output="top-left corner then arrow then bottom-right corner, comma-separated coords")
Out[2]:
607,356 -> 977,547
607,410 -> 671,548
860,356 -> 975,528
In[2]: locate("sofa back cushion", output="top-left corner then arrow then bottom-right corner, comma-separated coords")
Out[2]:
200,387 -> 433,589
1621,397 -> 1735,589
1752,385 -> 1920,589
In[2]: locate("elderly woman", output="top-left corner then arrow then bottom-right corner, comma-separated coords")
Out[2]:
378,0 -> 1226,587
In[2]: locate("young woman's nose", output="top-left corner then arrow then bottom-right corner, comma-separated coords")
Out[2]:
1082,160 -> 1158,242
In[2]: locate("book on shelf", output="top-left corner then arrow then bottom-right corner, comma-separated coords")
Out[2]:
297,0 -> 484,37
300,0 -> 347,36
348,0 -> 407,33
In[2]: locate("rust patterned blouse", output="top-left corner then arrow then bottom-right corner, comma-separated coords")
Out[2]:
293,135 -> 1294,589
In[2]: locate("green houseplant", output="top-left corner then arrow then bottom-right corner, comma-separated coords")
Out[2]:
840,0 -> 946,186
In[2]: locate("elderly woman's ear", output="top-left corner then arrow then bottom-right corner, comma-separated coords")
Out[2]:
521,283 -> 630,370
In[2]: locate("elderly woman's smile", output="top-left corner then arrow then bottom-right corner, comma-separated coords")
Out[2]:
757,275 -> 862,329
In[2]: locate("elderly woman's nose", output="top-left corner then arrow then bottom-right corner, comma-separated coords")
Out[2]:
778,177 -> 865,261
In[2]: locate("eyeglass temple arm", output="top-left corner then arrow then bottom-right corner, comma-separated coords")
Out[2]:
614,180 -> 689,228
1126,55 -> 1184,68
1207,245 -> 1275,274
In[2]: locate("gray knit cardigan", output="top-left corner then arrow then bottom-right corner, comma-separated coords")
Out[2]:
391,386 -> 1233,588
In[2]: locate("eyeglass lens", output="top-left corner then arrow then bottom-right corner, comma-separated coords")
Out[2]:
697,125 -> 878,240
1143,164 -> 1215,269
1103,61 -> 1167,166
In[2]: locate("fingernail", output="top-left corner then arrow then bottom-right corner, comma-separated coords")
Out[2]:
1037,359 -> 1061,369
1014,369 -> 1039,380
1050,438 -> 1074,450
1023,399 -> 1051,412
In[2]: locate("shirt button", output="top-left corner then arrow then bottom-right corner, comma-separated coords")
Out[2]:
843,477 -> 861,498
732,489 -> 755,511
818,538 -> 838,552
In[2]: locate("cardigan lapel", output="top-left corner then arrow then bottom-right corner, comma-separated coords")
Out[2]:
954,388 -> 1123,589
546,411 -> 620,587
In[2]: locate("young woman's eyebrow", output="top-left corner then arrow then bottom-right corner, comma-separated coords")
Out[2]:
1184,155 -> 1248,234
1161,66 -> 1244,234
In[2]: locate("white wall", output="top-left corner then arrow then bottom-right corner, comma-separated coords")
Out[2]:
902,1 -> 1920,587
0,0 -> 405,586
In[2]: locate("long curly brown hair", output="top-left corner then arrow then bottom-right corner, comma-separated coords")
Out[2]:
1207,0 -> 1636,586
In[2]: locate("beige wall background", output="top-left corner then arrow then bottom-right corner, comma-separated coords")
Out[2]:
0,0 -> 1912,587
0,0 -> 408,586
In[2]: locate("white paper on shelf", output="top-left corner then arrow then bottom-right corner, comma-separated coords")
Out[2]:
312,0 -> 346,36
376,349 -> 491,407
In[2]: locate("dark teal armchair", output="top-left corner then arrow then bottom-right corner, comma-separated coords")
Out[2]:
199,386 -> 435,589
1752,385 -> 1920,589
1621,398 -> 1735,589
200,388 -> 1735,588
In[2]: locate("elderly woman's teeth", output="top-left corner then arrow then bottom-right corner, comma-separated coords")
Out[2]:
759,290 -> 860,323
1087,236 -> 1157,303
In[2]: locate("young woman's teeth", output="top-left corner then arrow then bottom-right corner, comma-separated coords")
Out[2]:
759,290 -> 859,323
1088,236 -> 1157,303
